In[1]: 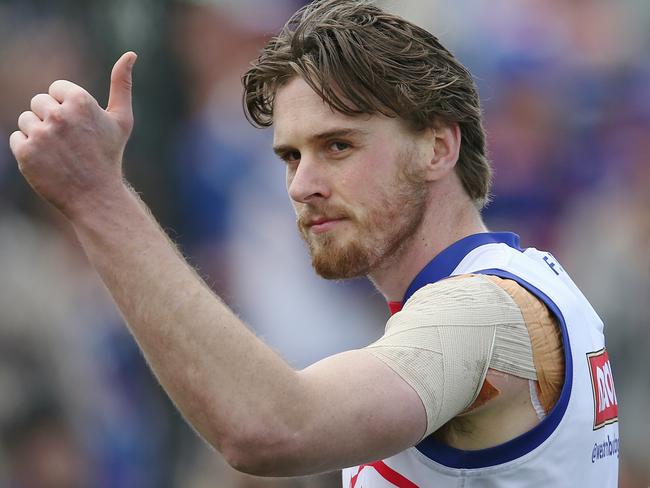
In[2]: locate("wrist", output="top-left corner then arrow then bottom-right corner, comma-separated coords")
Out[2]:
64,177 -> 134,225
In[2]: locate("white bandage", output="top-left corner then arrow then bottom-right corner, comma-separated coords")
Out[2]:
365,275 -> 536,438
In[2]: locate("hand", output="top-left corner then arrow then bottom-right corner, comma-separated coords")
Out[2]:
9,52 -> 137,218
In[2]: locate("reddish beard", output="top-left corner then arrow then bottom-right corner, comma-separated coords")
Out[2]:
296,163 -> 427,280
298,211 -> 371,279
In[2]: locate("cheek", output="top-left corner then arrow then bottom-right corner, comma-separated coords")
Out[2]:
368,144 -> 402,181
346,147 -> 401,199
350,143 -> 392,175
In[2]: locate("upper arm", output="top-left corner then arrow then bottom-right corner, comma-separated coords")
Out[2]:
264,275 -> 501,475
291,349 -> 427,473
238,275 -> 535,476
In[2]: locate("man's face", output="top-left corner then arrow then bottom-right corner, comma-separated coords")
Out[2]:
273,78 -> 430,279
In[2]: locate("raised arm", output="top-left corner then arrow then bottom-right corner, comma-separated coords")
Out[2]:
9,53 -> 426,476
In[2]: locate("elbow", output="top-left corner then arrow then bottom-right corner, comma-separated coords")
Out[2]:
221,444 -> 274,476
219,425 -> 305,477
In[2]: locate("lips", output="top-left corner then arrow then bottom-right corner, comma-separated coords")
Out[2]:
302,216 -> 347,234
308,217 -> 343,226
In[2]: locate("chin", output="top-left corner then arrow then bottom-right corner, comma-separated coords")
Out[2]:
309,240 -> 374,280
313,262 -> 366,280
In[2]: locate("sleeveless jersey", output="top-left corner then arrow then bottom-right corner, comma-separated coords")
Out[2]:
342,232 -> 619,487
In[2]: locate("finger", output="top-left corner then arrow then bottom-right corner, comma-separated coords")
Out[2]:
48,79 -> 89,103
31,93 -> 61,120
9,130 -> 27,159
107,51 -> 137,122
17,111 -> 42,136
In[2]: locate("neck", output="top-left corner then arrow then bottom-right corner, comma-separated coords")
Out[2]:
368,188 -> 487,302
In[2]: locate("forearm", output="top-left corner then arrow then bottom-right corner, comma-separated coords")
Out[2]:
69,183 -> 304,463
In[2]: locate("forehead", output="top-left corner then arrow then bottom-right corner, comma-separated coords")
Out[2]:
272,77 -> 406,146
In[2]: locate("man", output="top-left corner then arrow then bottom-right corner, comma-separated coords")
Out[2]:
10,0 -> 619,486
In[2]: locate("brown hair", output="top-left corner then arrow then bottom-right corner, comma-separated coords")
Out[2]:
243,0 -> 492,207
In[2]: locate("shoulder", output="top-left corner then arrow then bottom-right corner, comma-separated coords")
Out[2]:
394,274 -> 523,329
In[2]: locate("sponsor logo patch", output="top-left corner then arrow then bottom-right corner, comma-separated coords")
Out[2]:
587,348 -> 618,429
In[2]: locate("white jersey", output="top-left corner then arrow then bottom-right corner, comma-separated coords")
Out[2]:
343,232 -> 619,487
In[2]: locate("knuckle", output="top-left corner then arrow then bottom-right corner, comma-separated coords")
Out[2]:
48,105 -> 66,124
112,70 -> 131,89
69,89 -> 85,102
68,90 -> 93,110
120,116 -> 134,133
29,125 -> 46,140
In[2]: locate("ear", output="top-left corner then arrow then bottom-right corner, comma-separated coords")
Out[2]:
423,120 -> 461,182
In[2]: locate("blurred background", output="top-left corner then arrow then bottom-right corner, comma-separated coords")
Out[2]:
0,0 -> 647,486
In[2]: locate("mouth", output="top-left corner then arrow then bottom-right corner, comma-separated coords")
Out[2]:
305,217 -> 347,234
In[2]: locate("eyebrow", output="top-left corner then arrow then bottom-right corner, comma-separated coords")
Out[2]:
273,128 -> 369,156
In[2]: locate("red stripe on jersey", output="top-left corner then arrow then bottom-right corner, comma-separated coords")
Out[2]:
350,461 -> 418,488
388,301 -> 403,315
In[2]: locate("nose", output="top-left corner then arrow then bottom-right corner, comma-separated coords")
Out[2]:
287,155 -> 330,204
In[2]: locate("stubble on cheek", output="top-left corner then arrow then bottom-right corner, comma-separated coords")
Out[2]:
295,142 -> 429,280
297,178 -> 427,280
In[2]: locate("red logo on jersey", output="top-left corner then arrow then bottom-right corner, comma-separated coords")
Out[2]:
587,348 -> 618,429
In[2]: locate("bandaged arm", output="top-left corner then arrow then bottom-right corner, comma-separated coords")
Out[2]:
365,274 -> 538,438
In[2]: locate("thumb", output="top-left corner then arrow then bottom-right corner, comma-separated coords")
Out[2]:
106,51 -> 137,125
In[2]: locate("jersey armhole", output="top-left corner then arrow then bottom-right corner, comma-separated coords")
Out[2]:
414,268 -> 573,469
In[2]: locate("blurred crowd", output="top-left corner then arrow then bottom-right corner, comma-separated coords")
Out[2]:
0,0 -> 648,486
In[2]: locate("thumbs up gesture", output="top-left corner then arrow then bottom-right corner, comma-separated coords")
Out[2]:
9,52 -> 137,218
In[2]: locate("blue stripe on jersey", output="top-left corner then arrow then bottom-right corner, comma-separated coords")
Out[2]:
402,232 -> 523,304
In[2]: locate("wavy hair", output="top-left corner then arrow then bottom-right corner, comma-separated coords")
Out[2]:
243,0 -> 491,207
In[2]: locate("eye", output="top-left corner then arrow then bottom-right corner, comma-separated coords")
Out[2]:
329,141 -> 351,153
279,150 -> 301,164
